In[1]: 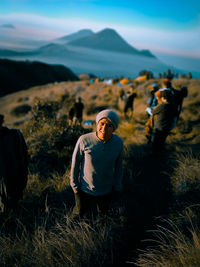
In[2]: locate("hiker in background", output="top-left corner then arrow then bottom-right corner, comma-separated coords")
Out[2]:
145,83 -> 159,117
73,96 -> 84,125
117,88 -> 125,112
70,109 -> 123,220
123,87 -> 137,119
151,90 -> 178,155
68,106 -> 75,126
118,88 -> 125,101
146,80 -> 174,117
160,79 -> 188,123
0,114 -> 28,213
145,89 -> 162,143
172,86 -> 188,121
159,79 -> 175,95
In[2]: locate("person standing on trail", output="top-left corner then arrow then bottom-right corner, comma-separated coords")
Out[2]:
123,89 -> 137,119
151,90 -> 178,154
159,79 -> 188,124
0,114 -> 28,212
175,86 -> 188,119
145,85 -> 161,143
73,96 -> 84,125
68,106 -> 75,126
70,109 -> 123,219
145,83 -> 159,117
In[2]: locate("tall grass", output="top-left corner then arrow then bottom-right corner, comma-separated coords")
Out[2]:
171,150 -> 200,196
0,95 -> 124,267
133,147 -> 200,267
0,78 -> 200,266
134,207 -> 200,267
0,212 -> 121,267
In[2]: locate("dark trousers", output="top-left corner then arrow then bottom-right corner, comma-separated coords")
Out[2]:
72,191 -> 112,219
0,179 -> 20,213
151,129 -> 169,154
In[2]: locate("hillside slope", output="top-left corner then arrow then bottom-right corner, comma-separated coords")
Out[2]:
0,59 -> 79,97
0,78 -> 199,266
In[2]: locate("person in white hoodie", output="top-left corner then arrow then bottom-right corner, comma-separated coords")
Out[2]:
70,109 -> 123,219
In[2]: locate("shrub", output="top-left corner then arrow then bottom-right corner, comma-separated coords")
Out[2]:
11,104 -> 32,117
21,97 -> 90,180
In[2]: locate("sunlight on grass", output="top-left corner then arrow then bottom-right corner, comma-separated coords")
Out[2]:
134,207 -> 200,267
171,150 -> 200,195
0,78 -> 199,266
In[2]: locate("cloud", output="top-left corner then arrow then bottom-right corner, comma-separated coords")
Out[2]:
115,23 -> 200,58
0,12 -> 200,58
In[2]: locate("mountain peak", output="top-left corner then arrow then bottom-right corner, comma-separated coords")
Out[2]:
100,28 -> 118,34
68,28 -> 155,58
56,29 -> 94,43
96,28 -> 124,40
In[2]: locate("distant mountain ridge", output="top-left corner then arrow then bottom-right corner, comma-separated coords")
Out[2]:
0,27 -> 173,79
68,28 -> 155,58
39,43 -> 70,55
56,29 -> 94,43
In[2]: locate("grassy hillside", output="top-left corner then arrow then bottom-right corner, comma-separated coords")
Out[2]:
0,59 -> 79,97
0,77 -> 199,266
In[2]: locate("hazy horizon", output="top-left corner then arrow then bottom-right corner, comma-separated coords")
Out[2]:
0,0 -> 200,76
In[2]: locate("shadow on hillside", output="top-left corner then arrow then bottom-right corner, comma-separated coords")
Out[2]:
111,143 -> 173,266
0,143 -> 174,266
0,186 -> 74,236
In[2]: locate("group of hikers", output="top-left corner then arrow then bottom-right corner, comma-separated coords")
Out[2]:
0,78 -> 188,221
144,79 -> 188,154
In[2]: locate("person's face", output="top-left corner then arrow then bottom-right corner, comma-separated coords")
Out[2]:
97,118 -> 114,141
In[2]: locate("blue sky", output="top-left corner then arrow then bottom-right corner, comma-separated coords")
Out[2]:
0,0 -> 200,60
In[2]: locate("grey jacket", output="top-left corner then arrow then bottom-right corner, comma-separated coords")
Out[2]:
70,132 -> 123,196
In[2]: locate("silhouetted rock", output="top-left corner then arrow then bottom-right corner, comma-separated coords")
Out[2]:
0,59 -> 79,96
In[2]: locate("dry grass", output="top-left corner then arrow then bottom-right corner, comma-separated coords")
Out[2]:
171,150 -> 200,196
0,212 -> 121,267
134,207 -> 200,267
0,78 -> 200,266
